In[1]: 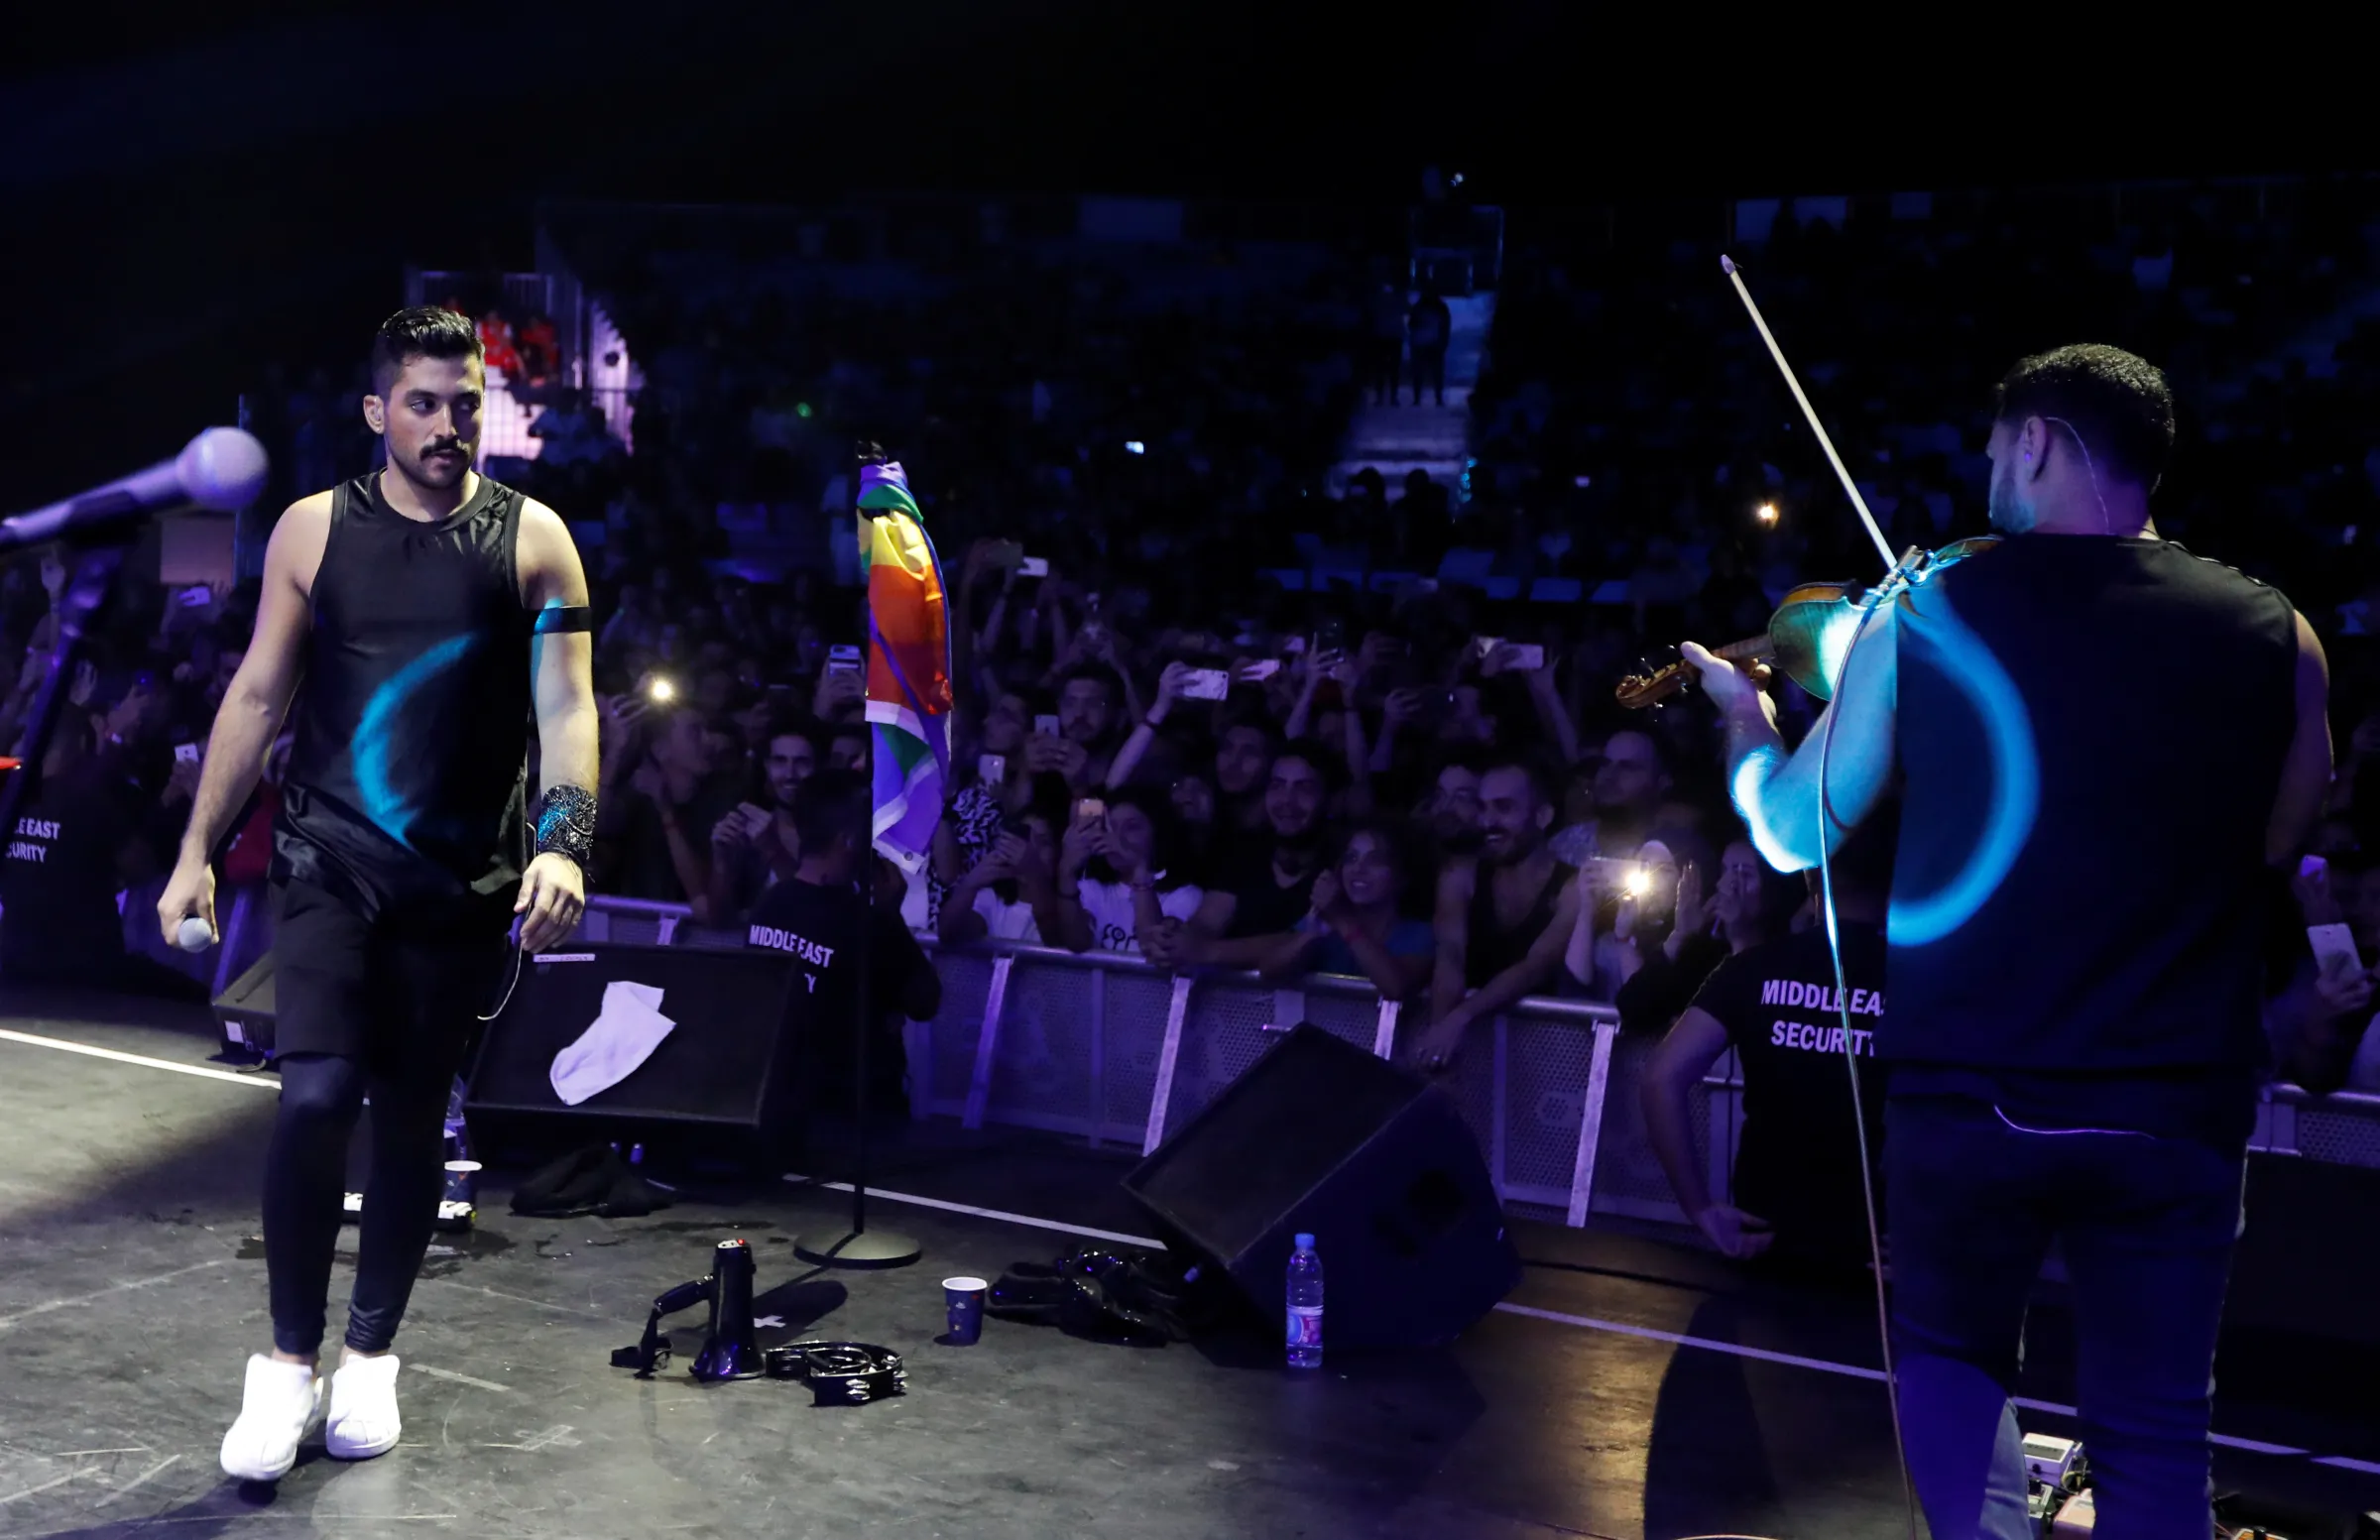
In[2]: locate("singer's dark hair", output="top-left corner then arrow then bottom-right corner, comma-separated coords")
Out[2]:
791,767 -> 872,862
1992,343 -> 2175,492
370,306 -> 483,395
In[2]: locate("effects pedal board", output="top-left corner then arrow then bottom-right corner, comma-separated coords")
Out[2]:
2024,1434 -> 2089,1535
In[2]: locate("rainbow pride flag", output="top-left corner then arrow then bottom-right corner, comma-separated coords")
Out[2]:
857,461 -> 953,872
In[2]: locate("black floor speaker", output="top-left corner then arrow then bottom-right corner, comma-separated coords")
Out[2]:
212,952 -> 278,1057
1123,1024 -> 1519,1348
464,944 -> 804,1168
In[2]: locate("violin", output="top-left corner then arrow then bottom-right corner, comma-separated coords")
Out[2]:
1614,535 -> 1999,710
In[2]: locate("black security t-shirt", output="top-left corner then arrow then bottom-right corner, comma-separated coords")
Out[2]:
745,877 -> 940,1111
1,777 -> 136,980
1688,924 -> 1888,1263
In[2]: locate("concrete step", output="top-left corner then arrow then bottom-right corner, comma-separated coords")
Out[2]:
1332,288 -> 1494,503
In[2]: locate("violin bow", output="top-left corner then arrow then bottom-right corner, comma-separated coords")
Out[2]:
1722,254 -> 1924,1540
1720,255 -> 1900,576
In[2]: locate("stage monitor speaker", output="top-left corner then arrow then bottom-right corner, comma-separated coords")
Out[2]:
212,951 -> 278,1058
1123,1024 -> 1519,1348
464,943 -> 802,1168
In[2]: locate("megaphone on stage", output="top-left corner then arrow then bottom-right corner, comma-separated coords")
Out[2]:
612,1237 -> 766,1380
691,1238 -> 763,1382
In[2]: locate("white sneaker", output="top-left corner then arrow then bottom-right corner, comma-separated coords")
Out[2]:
324,1354 -> 403,1460
219,1354 -> 323,1481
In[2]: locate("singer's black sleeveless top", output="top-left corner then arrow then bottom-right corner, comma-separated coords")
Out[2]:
1886,534 -> 2298,1146
273,472 -> 535,925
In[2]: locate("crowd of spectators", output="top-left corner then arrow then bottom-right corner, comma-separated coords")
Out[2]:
0,557 -> 278,997
10,182 -> 2380,1111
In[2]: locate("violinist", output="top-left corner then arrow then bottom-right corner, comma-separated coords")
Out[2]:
1684,344 -> 2330,1539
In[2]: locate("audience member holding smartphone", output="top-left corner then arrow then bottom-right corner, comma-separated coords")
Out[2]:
1605,839 -> 1802,1032
939,803 -> 1069,947
1048,787 -> 1204,956
2269,851 -> 2380,1092
929,689 -> 1046,925
595,691 -> 734,913
704,717 -> 824,928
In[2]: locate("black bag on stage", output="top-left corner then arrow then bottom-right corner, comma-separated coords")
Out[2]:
986,1244 -> 1226,1346
510,1142 -> 672,1219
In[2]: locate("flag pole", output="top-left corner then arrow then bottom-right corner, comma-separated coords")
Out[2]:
796,441 -> 925,1271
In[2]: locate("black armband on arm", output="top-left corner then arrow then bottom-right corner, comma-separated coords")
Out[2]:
533,605 -> 594,635
536,784 -> 597,867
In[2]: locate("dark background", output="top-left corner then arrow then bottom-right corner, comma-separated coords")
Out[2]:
0,4 -> 2343,510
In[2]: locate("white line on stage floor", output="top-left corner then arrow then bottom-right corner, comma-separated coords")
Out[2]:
781,1174 -> 1165,1247
0,1471 -> 82,1507
10,1023 -> 2366,1475
0,1257 -> 237,1332
412,1363 -> 516,1394
0,1027 -> 277,1090
2316,1455 -> 2380,1477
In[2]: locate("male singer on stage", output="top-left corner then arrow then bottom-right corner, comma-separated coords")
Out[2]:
160,306 -> 596,1481
1684,344 -> 2330,1539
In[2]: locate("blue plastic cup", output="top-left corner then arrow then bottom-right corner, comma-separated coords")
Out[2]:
943,1276 -> 988,1345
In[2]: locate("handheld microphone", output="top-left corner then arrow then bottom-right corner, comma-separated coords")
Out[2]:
0,428 -> 269,555
176,916 -> 215,953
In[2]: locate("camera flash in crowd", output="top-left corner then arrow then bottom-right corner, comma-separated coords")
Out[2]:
1623,865 -> 1652,898
1756,502 -> 1779,526
647,677 -> 677,703
1124,440 -> 1145,455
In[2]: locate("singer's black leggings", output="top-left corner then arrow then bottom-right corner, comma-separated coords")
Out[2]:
262,878 -> 510,1357
264,1052 -> 455,1356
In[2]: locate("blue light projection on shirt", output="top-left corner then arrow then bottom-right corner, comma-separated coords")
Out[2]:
1887,588 -> 2040,946
353,633 -> 479,848
1730,745 -> 1802,874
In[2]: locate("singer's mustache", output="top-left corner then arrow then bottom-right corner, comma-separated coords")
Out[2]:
423,442 -> 470,457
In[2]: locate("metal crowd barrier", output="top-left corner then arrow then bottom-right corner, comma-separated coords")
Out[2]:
569,896 -> 2380,1229
2254,1084 -> 2380,1166
575,897 -> 1661,1225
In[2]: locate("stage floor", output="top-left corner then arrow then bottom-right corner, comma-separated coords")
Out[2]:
2,990 -> 2377,1540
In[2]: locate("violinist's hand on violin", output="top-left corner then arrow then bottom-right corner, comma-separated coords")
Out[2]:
1679,643 -> 1771,716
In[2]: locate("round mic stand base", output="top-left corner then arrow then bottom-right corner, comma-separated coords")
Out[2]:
795,1228 -> 922,1270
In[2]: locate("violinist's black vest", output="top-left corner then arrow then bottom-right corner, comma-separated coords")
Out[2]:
1886,535 -> 2296,1143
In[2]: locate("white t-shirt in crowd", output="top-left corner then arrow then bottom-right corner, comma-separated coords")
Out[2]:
973,888 -> 1044,945
1078,878 -> 1204,955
